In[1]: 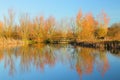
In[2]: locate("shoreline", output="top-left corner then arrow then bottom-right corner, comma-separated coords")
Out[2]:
0,38 -> 120,50
0,38 -> 27,48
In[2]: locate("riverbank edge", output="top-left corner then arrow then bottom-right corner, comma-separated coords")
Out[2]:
0,38 -> 120,50
70,40 -> 120,50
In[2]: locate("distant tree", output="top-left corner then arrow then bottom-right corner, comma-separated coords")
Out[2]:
107,23 -> 120,40
95,27 -> 108,39
95,11 -> 109,39
4,9 -> 15,38
31,15 -> 45,42
76,10 -> 97,40
76,10 -> 82,38
43,16 -> 56,42
19,13 -> 30,41
80,13 -> 97,40
70,18 -> 79,40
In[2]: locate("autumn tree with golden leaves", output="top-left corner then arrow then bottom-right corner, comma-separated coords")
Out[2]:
95,11 -> 109,39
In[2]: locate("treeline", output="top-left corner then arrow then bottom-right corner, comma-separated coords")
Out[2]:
0,9 -> 119,43
107,23 -> 120,40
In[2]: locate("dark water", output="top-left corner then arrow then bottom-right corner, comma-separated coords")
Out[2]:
0,44 -> 120,80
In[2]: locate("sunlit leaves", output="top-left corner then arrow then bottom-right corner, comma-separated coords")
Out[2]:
95,11 -> 109,39
76,10 -> 98,40
0,9 -> 112,43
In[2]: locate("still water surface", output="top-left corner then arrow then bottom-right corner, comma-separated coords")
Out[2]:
0,44 -> 120,80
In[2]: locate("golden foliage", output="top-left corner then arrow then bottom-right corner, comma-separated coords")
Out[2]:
2,9 -> 120,43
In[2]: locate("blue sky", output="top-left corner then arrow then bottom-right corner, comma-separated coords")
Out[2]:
0,0 -> 120,24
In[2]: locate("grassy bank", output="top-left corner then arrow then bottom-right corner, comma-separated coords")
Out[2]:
0,38 -> 29,47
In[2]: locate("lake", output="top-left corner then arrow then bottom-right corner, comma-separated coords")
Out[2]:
0,44 -> 120,80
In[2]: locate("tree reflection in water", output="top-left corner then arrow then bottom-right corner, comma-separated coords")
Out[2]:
0,44 -> 110,78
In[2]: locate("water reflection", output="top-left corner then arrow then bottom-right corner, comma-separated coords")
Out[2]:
0,44 -> 120,80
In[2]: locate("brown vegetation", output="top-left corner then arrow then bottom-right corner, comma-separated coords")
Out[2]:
107,23 -> 120,40
0,9 -> 119,44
